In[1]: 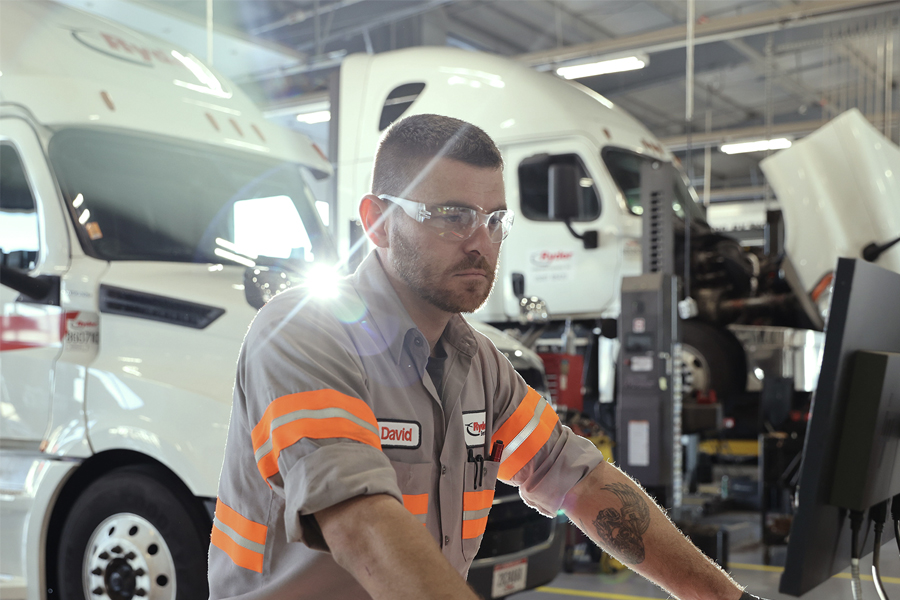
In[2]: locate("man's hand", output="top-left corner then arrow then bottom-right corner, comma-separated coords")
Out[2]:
316,494 -> 481,600
561,461 -> 744,600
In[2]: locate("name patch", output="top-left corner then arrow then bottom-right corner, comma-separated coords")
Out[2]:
378,420 -> 421,449
463,411 -> 487,447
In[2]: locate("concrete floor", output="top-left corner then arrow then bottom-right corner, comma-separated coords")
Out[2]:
514,514 -> 900,600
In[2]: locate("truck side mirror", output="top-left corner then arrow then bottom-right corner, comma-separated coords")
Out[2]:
548,163 -> 599,250
0,264 -> 60,305
547,163 -> 581,221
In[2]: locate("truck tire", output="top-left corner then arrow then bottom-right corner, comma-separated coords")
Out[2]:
57,465 -> 210,600
680,321 -> 746,402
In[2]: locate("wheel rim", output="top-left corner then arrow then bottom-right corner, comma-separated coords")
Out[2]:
681,343 -> 711,397
82,513 -> 176,600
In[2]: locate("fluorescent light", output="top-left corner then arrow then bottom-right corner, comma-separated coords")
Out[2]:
296,110 -> 330,124
557,55 -> 647,80
720,138 -> 792,154
214,247 -> 256,268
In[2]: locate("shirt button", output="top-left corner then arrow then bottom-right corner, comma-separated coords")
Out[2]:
444,535 -> 450,545
441,465 -> 447,475
414,337 -> 422,346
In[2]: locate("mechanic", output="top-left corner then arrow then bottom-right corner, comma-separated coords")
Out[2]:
208,113 -> 764,600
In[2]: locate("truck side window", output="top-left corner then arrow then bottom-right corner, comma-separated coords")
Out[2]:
602,147 -> 701,221
379,83 -> 426,131
518,153 -> 600,222
0,144 -> 40,270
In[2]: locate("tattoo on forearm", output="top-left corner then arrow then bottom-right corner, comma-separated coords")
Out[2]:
591,482 -> 651,564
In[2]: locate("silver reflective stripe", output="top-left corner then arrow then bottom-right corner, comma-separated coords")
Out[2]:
213,517 -> 266,554
500,396 -> 549,462
254,406 -> 379,463
462,507 -> 492,521
254,438 -> 274,464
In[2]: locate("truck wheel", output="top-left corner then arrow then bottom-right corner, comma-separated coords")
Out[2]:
680,321 -> 746,402
57,465 -> 210,600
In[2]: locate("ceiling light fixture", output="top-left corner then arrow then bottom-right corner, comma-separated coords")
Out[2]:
296,110 -> 331,124
720,138 -> 792,154
556,54 -> 648,80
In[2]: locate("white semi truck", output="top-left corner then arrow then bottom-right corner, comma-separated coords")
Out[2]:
0,3 -> 562,599
328,47 -> 830,439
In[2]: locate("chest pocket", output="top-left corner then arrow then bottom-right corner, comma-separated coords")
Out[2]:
391,461 -> 433,526
462,458 -> 500,561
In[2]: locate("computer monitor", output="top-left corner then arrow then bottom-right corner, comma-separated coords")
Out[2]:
780,258 -> 900,596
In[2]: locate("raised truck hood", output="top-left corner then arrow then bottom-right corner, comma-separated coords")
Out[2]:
761,109 -> 900,294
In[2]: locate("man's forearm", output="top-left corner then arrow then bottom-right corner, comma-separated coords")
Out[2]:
316,494 -> 480,600
561,461 -> 743,600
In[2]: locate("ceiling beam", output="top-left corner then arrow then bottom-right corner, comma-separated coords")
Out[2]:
447,12 -> 529,54
545,0 -> 616,42
517,0 -> 897,67
660,111 -> 900,150
281,0 -> 456,52
725,39 -> 823,106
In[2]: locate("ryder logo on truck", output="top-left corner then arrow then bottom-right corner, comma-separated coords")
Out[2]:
71,29 -> 180,67
530,250 -> 574,267
463,411 -> 487,447
378,420 -> 421,449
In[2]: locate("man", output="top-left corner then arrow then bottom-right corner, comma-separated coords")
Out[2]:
209,114 -> 762,600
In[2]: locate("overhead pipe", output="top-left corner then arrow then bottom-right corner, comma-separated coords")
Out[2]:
518,0 -> 897,68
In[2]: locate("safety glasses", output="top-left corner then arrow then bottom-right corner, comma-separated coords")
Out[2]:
378,194 -> 514,243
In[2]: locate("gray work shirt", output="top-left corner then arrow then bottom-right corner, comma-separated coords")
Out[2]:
208,252 -> 603,599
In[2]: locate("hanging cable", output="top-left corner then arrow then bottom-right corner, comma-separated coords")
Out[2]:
850,509 -> 866,600
871,501 -> 890,600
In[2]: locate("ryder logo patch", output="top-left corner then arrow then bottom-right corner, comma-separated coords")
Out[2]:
463,411 -> 487,447
378,420 -> 421,449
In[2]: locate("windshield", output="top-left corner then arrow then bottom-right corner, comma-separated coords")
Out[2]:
601,147 -> 706,223
48,128 -> 333,265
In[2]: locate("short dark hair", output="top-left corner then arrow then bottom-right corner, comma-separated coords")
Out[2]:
371,114 -> 503,196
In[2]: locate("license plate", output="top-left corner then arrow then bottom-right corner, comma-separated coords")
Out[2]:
492,557 -> 528,598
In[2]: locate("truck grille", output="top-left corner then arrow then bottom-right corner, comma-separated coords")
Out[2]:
474,482 -> 554,559
99,285 -> 225,329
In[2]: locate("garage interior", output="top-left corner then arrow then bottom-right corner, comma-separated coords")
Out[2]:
4,1 -> 900,599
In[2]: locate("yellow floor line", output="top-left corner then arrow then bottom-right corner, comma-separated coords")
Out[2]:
730,562 -> 900,585
834,573 -> 900,585
536,587 -> 665,599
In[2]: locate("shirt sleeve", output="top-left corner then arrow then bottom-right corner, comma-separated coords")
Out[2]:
236,287 -> 402,548
484,342 -> 604,517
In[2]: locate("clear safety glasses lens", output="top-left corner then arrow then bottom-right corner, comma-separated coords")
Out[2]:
379,195 -> 514,243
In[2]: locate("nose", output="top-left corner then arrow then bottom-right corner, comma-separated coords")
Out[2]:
461,222 -> 496,256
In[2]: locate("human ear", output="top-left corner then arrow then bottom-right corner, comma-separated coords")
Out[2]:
359,194 -> 391,248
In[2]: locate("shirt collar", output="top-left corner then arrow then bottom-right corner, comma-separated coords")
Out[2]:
351,251 -> 478,365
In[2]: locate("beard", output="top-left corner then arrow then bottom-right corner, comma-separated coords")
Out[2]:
389,225 -> 497,314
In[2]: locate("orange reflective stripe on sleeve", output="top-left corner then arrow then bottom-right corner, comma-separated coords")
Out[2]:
462,489 -> 494,539
402,493 -> 428,525
402,493 -> 428,515
215,498 -> 267,544
251,390 -> 381,482
491,387 -> 559,481
211,499 -> 267,573
211,527 -> 264,573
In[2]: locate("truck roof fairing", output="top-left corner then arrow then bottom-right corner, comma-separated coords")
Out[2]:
0,1 -> 331,177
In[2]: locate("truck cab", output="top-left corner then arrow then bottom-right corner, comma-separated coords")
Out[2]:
0,4 -> 552,599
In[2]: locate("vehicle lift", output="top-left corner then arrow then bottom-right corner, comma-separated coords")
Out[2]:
617,160 -> 728,567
